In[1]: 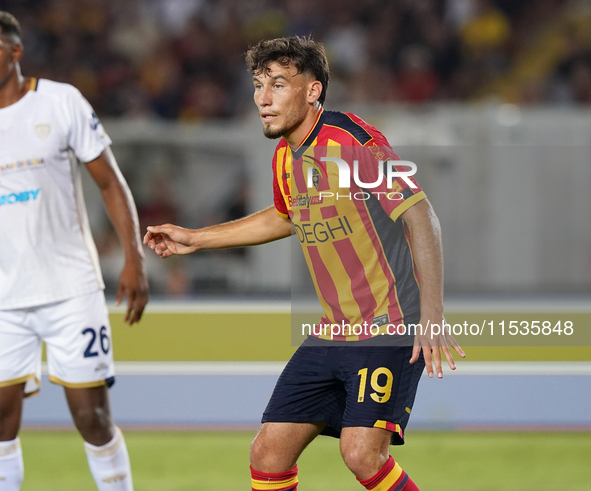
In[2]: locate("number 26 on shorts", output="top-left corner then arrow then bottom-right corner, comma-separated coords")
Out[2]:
357,367 -> 393,403
82,326 -> 110,358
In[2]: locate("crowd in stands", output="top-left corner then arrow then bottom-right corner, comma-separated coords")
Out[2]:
3,0 -> 591,117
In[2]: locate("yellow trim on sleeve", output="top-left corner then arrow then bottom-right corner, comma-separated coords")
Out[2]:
49,375 -> 106,389
276,209 -> 289,219
389,190 -> 426,222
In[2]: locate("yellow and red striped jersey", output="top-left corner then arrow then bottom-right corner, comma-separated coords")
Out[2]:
273,109 -> 427,340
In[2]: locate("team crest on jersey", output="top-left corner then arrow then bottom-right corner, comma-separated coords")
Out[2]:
311,168 -> 320,190
34,124 -> 51,140
302,155 -> 327,191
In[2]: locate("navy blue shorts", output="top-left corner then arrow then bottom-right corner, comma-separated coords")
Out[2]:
262,336 -> 425,445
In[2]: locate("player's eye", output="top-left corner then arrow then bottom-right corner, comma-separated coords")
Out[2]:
274,84 -> 283,89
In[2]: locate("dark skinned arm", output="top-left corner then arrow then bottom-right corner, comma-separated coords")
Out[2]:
86,147 -> 149,325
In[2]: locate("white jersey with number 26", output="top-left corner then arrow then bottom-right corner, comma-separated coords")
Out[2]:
0,78 -> 111,309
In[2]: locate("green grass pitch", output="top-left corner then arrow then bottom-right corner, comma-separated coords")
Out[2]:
19,430 -> 591,490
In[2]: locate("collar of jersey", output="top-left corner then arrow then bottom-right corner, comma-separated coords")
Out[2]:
0,79 -> 37,114
290,107 -> 325,160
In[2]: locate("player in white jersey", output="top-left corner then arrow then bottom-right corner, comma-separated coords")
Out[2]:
0,12 -> 148,491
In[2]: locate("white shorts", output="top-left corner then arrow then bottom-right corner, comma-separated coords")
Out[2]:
0,290 -> 115,396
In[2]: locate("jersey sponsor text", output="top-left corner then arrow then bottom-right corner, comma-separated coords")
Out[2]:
0,189 -> 40,206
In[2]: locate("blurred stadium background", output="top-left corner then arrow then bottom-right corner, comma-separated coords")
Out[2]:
3,0 -> 590,489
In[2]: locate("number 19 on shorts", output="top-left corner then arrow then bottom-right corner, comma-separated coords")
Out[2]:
357,367 -> 393,403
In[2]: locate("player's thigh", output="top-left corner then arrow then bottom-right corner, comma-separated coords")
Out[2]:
40,290 -> 115,389
0,383 -> 26,440
262,343 -> 345,426
0,308 -> 43,396
340,345 -> 425,445
250,422 -> 325,472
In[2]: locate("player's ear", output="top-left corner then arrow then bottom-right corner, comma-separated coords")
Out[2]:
11,42 -> 23,63
307,80 -> 322,104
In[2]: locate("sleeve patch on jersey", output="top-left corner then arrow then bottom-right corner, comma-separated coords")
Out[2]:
90,112 -> 101,130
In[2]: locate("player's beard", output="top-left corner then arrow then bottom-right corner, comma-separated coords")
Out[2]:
262,108 -> 303,140
262,124 -> 284,139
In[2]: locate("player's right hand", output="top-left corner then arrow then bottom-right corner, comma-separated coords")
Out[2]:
143,224 -> 198,258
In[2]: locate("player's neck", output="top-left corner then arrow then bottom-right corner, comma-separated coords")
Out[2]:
0,69 -> 30,109
283,104 -> 323,149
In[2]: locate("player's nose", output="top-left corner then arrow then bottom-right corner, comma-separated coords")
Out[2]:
258,85 -> 272,106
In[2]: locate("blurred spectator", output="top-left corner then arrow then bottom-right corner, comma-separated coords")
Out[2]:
394,45 -> 440,103
568,60 -> 591,104
323,8 -> 366,77
445,0 -> 475,29
550,26 -> 591,104
164,259 -> 193,297
179,76 -> 230,120
137,174 -> 181,236
460,0 -> 510,55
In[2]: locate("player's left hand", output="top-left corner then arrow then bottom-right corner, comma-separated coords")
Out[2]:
116,257 -> 149,325
409,316 -> 465,379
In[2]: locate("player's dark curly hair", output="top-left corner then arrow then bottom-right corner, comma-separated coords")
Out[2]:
0,11 -> 21,43
246,36 -> 330,105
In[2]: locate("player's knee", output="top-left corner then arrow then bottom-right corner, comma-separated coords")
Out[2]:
341,445 -> 385,478
70,404 -> 113,437
250,431 -> 284,472
249,432 -> 268,470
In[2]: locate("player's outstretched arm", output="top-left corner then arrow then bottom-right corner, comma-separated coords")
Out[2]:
400,199 -> 465,378
86,147 -> 149,325
143,206 -> 292,259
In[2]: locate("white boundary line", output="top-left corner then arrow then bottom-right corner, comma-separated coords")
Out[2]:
443,300 -> 591,314
108,301 -> 291,314
107,299 -> 591,314
40,361 -> 591,376
113,361 -> 287,376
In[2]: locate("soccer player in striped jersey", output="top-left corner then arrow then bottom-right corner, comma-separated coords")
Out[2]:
145,36 -> 465,491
